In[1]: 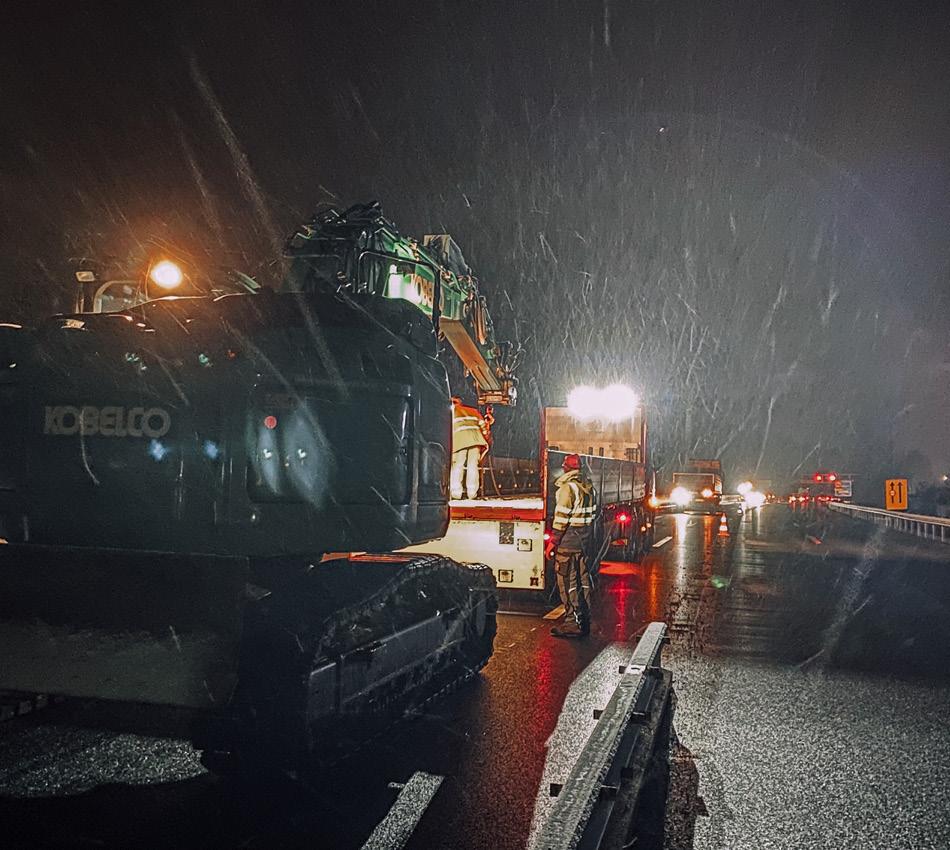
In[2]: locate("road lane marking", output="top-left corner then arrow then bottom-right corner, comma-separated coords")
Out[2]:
361,771 -> 444,850
652,536 -> 673,548
497,609 -> 545,616
544,605 -> 566,620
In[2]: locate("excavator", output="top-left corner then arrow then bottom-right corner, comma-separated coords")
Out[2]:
0,202 -> 519,774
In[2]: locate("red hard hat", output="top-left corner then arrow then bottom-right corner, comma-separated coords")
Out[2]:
563,453 -> 580,470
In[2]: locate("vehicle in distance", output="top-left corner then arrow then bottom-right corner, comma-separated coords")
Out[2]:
789,472 -> 852,507
668,458 -> 724,514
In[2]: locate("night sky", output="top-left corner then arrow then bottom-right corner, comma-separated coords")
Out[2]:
2,0 -> 948,496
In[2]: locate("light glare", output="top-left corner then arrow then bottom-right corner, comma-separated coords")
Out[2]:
671,486 -> 691,506
566,384 -> 639,421
150,260 -> 183,289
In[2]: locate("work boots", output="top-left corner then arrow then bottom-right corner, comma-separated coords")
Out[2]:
551,618 -> 590,638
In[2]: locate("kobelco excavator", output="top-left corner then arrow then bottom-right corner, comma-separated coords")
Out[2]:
0,202 -> 519,774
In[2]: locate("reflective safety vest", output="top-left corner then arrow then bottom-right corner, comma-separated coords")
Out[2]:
552,469 -> 597,534
452,402 -> 489,453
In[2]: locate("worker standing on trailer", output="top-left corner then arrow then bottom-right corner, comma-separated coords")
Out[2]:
549,453 -> 596,638
451,398 -> 490,500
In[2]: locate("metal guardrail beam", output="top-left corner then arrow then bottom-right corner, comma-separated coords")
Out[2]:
529,622 -> 673,850
829,502 -> 950,544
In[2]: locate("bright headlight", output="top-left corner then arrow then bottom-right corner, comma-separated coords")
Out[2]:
671,487 -> 692,506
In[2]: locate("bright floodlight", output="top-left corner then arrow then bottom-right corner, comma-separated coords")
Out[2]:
567,384 -> 639,421
737,481 -> 754,496
567,385 -> 600,419
150,260 -> 183,290
601,384 -> 639,420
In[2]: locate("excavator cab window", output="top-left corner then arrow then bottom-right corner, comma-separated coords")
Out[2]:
284,253 -> 353,294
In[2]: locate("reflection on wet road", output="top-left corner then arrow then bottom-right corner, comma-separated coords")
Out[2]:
1,505 -> 947,848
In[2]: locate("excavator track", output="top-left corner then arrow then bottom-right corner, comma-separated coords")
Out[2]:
194,554 -> 497,777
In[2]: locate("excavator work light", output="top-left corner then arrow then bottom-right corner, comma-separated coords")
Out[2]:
150,260 -> 184,290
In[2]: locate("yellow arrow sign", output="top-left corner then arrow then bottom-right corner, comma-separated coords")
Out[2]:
885,478 -> 908,511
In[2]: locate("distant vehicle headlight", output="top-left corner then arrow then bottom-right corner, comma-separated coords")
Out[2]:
671,487 -> 692,506
700,488 -> 714,498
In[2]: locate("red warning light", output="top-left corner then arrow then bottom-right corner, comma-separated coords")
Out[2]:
264,415 -> 278,430
617,512 -> 630,524
828,473 -> 837,482
814,474 -> 823,482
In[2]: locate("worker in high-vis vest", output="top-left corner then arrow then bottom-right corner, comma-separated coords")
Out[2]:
451,398 -> 490,500
549,453 -> 597,638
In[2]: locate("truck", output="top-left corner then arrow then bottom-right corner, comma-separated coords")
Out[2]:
790,471 -> 853,506
404,402 -> 656,590
0,202 -> 519,775
669,458 -> 724,514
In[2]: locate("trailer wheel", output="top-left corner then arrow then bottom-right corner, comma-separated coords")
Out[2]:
623,522 -> 643,562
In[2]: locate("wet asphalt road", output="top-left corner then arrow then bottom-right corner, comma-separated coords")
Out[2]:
1,504 -> 948,849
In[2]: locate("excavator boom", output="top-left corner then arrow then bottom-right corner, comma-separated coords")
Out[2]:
285,202 -> 519,407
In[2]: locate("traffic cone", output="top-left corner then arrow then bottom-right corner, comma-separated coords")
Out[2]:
718,512 -> 729,535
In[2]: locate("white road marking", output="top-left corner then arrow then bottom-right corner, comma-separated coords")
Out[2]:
652,536 -> 673,548
544,605 -> 566,620
361,771 -> 444,850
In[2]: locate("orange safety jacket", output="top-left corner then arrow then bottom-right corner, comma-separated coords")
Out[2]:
452,402 -> 489,454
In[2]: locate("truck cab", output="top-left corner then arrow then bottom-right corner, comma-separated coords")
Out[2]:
669,459 -> 723,514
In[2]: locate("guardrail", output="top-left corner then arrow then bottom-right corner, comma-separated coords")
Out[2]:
529,621 -> 673,850
829,502 -> 950,544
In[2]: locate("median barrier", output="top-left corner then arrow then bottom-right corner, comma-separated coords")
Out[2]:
529,621 -> 674,850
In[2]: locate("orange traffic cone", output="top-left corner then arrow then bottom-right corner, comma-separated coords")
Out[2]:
718,513 -> 729,535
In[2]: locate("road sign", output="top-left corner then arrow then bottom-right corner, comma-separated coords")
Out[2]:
885,479 -> 907,511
